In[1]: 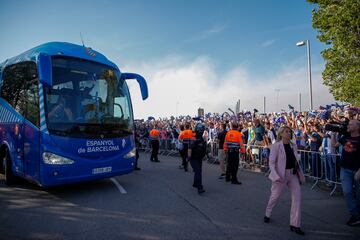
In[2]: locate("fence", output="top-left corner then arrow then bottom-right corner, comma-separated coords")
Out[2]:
139,137 -> 221,159
139,137 -> 180,157
208,143 -> 342,196
139,137 -> 342,196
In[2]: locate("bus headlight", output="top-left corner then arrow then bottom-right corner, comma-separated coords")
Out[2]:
43,152 -> 75,165
124,148 -> 136,159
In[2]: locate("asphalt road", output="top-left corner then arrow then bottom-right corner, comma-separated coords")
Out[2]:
0,152 -> 359,240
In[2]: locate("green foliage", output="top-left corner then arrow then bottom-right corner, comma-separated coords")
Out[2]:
307,0 -> 360,106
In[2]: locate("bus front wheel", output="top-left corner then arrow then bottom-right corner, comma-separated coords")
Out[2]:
3,149 -> 16,185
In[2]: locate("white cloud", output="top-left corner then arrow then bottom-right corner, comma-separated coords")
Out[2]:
261,39 -> 276,48
124,55 -> 335,119
185,24 -> 227,42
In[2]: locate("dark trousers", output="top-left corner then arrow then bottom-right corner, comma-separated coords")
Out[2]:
150,140 -> 159,161
190,158 -> 203,189
180,146 -> 189,170
226,151 -> 239,182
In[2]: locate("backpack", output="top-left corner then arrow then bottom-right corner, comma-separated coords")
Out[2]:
191,138 -> 207,160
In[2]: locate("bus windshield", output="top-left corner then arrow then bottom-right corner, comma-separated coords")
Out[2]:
44,57 -> 133,138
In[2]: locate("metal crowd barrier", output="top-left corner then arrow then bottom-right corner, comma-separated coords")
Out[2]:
139,138 -> 151,152
159,139 -> 180,156
206,140 -> 219,163
139,136 -> 342,196
206,142 -> 342,196
298,150 -> 341,195
139,138 -> 221,159
139,137 -> 180,156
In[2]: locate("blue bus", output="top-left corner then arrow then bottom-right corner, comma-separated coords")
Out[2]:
0,42 -> 148,186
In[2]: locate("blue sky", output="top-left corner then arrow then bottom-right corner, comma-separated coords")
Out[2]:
0,0 -> 334,118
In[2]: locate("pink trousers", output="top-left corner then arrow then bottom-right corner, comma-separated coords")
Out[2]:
265,169 -> 302,227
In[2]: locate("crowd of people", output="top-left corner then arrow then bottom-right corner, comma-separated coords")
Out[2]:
135,105 -> 358,160
134,104 -> 360,232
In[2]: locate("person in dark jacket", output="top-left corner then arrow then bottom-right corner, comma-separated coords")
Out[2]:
338,120 -> 360,226
188,123 -> 207,194
134,130 -> 141,170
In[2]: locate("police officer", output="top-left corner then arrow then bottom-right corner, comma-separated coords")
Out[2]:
224,122 -> 244,184
149,125 -> 160,162
188,123 -> 207,194
179,123 -> 193,171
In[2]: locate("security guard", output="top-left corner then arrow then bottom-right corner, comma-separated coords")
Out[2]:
224,122 -> 244,184
188,122 -> 207,194
179,123 -> 194,171
149,125 -> 160,162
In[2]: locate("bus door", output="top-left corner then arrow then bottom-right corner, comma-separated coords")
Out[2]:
23,72 -> 41,180
19,62 -> 41,180
23,122 -> 40,180
13,121 -> 24,175
10,120 -> 39,179
1,61 -> 39,177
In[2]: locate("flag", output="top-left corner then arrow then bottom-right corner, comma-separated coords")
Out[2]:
192,117 -> 202,121
228,108 -> 235,115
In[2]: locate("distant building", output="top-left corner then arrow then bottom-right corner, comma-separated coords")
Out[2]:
236,99 -> 240,115
198,108 -> 204,117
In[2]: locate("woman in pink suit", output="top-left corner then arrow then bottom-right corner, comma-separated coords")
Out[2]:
264,126 -> 306,235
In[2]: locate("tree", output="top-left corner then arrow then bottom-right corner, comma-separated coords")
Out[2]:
308,0 -> 360,106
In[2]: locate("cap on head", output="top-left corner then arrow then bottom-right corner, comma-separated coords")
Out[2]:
195,122 -> 205,135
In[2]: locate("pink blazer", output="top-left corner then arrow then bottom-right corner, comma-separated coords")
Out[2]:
268,141 -> 306,183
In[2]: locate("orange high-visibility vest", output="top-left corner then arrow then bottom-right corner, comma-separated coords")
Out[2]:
150,129 -> 159,140
179,129 -> 194,145
223,130 -> 245,153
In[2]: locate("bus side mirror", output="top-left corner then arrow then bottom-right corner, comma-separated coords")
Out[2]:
121,73 -> 148,100
37,53 -> 52,87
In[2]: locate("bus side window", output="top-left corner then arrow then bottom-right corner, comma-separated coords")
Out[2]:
1,62 -> 39,127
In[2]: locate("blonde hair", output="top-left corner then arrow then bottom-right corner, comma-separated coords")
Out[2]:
276,126 -> 293,142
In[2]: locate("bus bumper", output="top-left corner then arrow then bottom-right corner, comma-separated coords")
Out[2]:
39,158 -> 135,187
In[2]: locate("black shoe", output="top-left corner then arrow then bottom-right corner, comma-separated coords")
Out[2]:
184,168 -> 188,172
231,181 -> 242,185
346,216 -> 360,226
198,188 -> 205,194
225,178 -> 230,182
290,226 -> 305,235
134,167 -> 141,170
264,216 -> 270,223
218,173 -> 226,179
150,159 -> 154,162
154,160 -> 160,162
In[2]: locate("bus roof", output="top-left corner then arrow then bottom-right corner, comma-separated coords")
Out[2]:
0,42 -> 119,71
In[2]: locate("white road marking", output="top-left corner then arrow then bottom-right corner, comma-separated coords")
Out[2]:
110,178 -> 127,194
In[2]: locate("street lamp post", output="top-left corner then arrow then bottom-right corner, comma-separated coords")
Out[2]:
263,96 -> 266,113
296,40 -> 313,110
